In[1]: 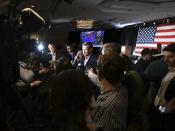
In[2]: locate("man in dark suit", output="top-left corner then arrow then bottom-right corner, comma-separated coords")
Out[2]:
82,42 -> 97,72
47,43 -> 71,70
66,44 -> 75,62
135,48 -> 151,96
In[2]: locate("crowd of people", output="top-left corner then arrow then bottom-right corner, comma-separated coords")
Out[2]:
3,41 -> 175,131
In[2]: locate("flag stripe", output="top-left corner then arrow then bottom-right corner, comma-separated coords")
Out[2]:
155,32 -> 175,36
154,42 -> 171,44
155,35 -> 175,38
157,25 -> 175,30
154,38 -> 175,42
135,44 -> 157,48
157,29 -> 175,32
154,23 -> 175,45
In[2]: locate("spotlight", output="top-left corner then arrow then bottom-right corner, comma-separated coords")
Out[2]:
37,43 -> 44,51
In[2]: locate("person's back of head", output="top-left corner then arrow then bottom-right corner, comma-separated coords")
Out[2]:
141,48 -> 151,61
97,54 -> 125,85
121,54 -> 135,71
102,42 -> 121,55
49,69 -> 93,131
141,48 -> 150,56
150,49 -> 159,56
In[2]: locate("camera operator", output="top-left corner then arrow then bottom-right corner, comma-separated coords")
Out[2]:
0,14 -> 19,130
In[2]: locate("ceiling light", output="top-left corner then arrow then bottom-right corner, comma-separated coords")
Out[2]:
76,19 -> 94,29
21,8 -> 45,24
113,22 -> 141,28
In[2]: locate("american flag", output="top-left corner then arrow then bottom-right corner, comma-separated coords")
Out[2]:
134,26 -> 157,56
134,23 -> 175,56
154,23 -> 175,44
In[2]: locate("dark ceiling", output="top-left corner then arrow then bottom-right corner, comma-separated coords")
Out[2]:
1,0 -> 175,31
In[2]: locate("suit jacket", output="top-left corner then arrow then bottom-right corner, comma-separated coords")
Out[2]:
47,50 -> 71,62
84,55 -> 97,69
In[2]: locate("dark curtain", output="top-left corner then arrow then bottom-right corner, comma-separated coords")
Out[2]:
103,28 -> 122,44
121,27 -> 139,47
